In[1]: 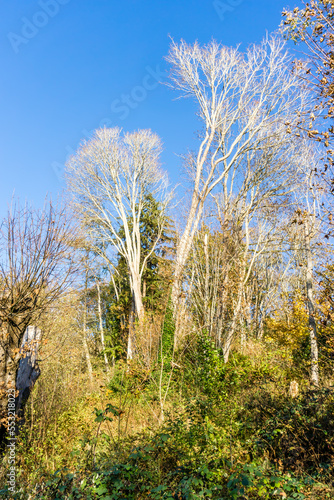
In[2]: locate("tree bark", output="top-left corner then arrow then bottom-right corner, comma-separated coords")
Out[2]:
171,201 -> 200,309
96,282 -> 110,373
223,288 -> 244,363
171,196 -> 205,345
15,326 -> 41,426
127,293 -> 136,360
83,274 -> 93,386
0,323 -> 41,452
305,217 -> 319,386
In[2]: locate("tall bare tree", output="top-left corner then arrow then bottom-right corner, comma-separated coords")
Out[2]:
0,201 -> 76,449
165,36 -> 309,315
211,127 -> 305,361
66,127 -> 169,359
292,156 -> 325,386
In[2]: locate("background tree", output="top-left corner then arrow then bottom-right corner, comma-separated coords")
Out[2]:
106,193 -> 175,361
165,36 -> 309,321
66,127 -> 169,359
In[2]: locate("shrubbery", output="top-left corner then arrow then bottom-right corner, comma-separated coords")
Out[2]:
1,334 -> 334,499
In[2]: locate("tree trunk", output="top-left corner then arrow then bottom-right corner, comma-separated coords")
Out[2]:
126,270 -> 145,361
96,282 -> 110,373
171,195 -> 204,341
132,273 -> 144,321
204,233 -> 210,330
0,325 -> 18,446
305,218 -> 319,386
223,289 -> 243,363
15,326 -> 41,426
171,212 -> 196,309
83,278 -> 93,386
127,293 -> 136,360
0,323 -> 41,452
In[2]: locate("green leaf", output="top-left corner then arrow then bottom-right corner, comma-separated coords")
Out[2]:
241,475 -> 251,486
95,485 -> 108,495
159,433 -> 170,442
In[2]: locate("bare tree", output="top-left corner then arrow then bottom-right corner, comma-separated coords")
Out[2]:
189,201 -> 295,362
292,154 -> 326,386
184,117 -> 307,361
304,212 -> 319,386
96,280 -> 110,373
66,127 -> 169,359
249,231 -> 296,340
0,201 -> 77,449
211,126 -> 306,361
266,145 -> 327,385
165,36 -> 309,317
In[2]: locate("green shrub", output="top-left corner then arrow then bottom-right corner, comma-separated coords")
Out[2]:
243,387 -> 334,473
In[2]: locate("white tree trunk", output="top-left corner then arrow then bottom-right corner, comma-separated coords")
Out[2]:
127,293 -> 136,360
223,288 -> 243,363
171,197 -> 204,324
96,282 -> 110,373
204,233 -> 210,329
83,273 -> 93,386
132,273 -> 144,320
167,37 -> 306,328
305,218 -> 319,386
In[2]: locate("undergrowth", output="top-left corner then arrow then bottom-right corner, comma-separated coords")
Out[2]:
1,336 -> 333,499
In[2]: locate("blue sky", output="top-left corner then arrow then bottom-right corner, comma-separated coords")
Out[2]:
0,0 -> 292,218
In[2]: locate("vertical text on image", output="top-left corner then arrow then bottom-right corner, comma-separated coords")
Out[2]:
6,387 -> 17,494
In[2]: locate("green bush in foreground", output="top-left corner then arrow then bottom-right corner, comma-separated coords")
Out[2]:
2,392 -> 333,499
1,337 -> 334,499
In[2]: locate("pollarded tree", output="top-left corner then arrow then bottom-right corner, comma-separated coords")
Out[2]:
165,36 -> 309,317
0,201 -> 77,450
66,128 -> 169,359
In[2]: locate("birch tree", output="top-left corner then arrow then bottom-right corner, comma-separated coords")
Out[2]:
166,36 -> 309,311
292,157 -> 325,386
186,113 -> 306,361
212,126 -> 306,360
66,127 -> 169,359
96,281 -> 110,373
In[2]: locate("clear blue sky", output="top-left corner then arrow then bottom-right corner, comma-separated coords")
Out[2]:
0,0 -> 292,218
